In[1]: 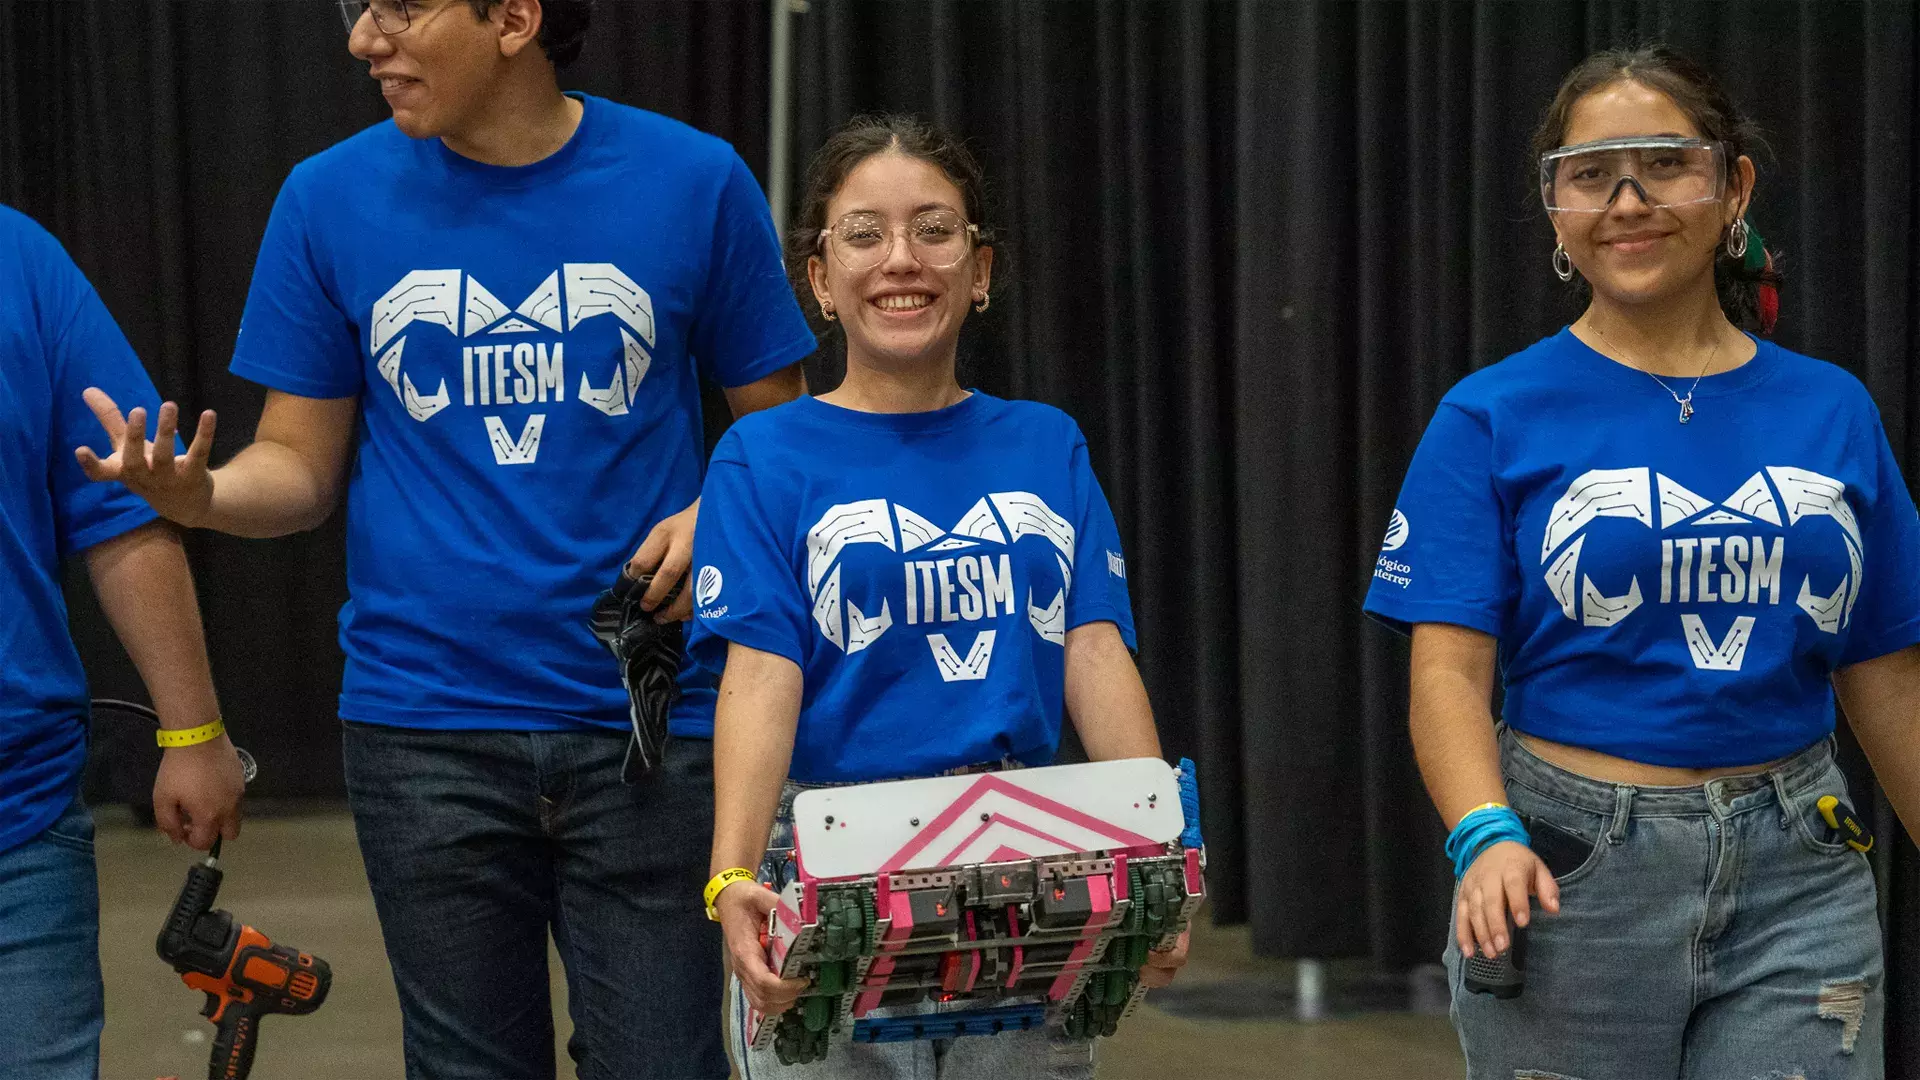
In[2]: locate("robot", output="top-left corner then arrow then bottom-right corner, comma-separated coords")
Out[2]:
748,757 -> 1205,1065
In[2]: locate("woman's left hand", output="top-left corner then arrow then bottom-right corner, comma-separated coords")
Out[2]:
716,879 -> 809,1017
1138,928 -> 1190,989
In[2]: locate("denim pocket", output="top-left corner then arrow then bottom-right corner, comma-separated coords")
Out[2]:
671,735 -> 715,782
39,802 -> 96,854
1527,817 -> 1602,881
1506,785 -> 1608,886
1787,768 -> 1862,859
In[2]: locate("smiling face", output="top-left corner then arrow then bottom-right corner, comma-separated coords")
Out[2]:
1550,79 -> 1754,310
347,0 -> 539,140
807,152 -> 993,373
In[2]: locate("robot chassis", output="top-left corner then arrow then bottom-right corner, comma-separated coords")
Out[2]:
748,757 -> 1205,1065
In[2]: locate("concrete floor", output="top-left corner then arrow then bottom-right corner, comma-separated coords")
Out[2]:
96,807 -> 1465,1079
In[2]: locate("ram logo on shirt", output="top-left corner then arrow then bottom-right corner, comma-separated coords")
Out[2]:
804,493 -> 1075,682
1541,465 -> 1862,671
365,264 -> 655,465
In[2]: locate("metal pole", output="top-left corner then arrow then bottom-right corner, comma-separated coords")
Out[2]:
767,0 -> 795,233
1295,958 -> 1327,1021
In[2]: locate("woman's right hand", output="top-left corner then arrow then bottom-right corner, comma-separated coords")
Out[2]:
1456,839 -> 1560,959
715,880 -> 810,1017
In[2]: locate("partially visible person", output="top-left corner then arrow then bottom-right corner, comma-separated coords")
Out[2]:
693,114 -> 1188,1080
0,203 -> 244,1080
76,1 -> 811,1077
1366,45 -> 1920,1080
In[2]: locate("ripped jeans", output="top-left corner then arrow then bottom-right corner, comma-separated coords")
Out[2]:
1447,728 -> 1884,1080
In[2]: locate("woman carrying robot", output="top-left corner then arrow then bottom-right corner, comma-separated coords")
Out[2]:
690,115 -> 1190,1079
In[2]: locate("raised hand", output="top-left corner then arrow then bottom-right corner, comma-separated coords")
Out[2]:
75,388 -> 217,527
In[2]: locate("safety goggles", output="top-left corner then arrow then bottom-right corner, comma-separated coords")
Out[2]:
818,210 -> 980,273
1538,137 -> 1726,214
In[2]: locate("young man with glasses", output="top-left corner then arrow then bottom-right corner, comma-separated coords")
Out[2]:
80,2 -> 811,1076
2,203 -> 245,1080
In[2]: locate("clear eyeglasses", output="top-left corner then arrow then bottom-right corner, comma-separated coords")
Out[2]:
337,0 -> 417,35
819,210 -> 980,272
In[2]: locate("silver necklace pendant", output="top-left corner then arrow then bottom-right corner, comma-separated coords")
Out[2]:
1590,321 -> 1721,430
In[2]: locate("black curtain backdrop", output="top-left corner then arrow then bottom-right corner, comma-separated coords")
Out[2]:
791,0 -> 1920,1069
0,0 -> 772,800
5,0 -> 1919,1069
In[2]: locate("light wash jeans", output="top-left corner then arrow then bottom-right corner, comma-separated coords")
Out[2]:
0,794 -> 103,1080
728,777 -> 1098,1080
1447,728 -> 1884,1080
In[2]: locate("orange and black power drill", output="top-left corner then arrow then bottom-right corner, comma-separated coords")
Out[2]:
155,839 -> 331,1080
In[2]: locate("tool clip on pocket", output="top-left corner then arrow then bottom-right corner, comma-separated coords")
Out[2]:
1816,795 -> 1875,854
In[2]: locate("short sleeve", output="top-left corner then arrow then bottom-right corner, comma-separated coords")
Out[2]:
41,236 -> 163,555
1839,411 -> 1920,666
1362,400 -> 1516,638
687,430 -> 809,671
228,174 -> 364,399
1063,430 -> 1137,648
688,154 -> 817,389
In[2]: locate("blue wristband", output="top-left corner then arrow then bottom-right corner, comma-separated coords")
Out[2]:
1444,806 -> 1530,879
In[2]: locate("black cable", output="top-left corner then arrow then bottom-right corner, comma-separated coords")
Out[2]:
91,698 -> 161,724
91,698 -> 258,786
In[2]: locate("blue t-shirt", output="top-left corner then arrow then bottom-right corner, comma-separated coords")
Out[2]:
0,206 -> 165,853
687,393 -> 1136,782
1364,328 -> 1920,767
230,95 -> 814,733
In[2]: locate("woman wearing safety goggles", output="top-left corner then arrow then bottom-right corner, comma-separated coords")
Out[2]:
1541,136 -> 1727,222
1367,45 -> 1920,1080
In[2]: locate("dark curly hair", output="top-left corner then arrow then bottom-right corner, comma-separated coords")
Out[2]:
467,0 -> 592,69
1533,44 -> 1781,333
784,114 -> 996,343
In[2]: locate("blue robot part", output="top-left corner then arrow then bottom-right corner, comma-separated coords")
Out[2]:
852,1003 -> 1049,1044
1177,758 -> 1204,851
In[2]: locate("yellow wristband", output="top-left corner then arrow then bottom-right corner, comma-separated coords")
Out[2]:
1459,799 -> 1505,822
703,867 -> 757,921
155,717 -> 225,748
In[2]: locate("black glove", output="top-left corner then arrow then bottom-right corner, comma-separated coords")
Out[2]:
588,572 -> 684,782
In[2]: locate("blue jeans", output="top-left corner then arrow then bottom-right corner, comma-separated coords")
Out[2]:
1448,729 -> 1884,1080
343,723 -> 727,1080
0,795 -> 103,1080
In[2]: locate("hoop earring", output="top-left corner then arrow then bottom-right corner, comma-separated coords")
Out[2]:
974,294 -> 990,314
1727,218 -> 1749,260
1552,243 -> 1575,283
820,304 -> 837,322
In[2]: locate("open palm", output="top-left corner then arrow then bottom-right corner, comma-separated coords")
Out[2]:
75,387 -> 217,527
